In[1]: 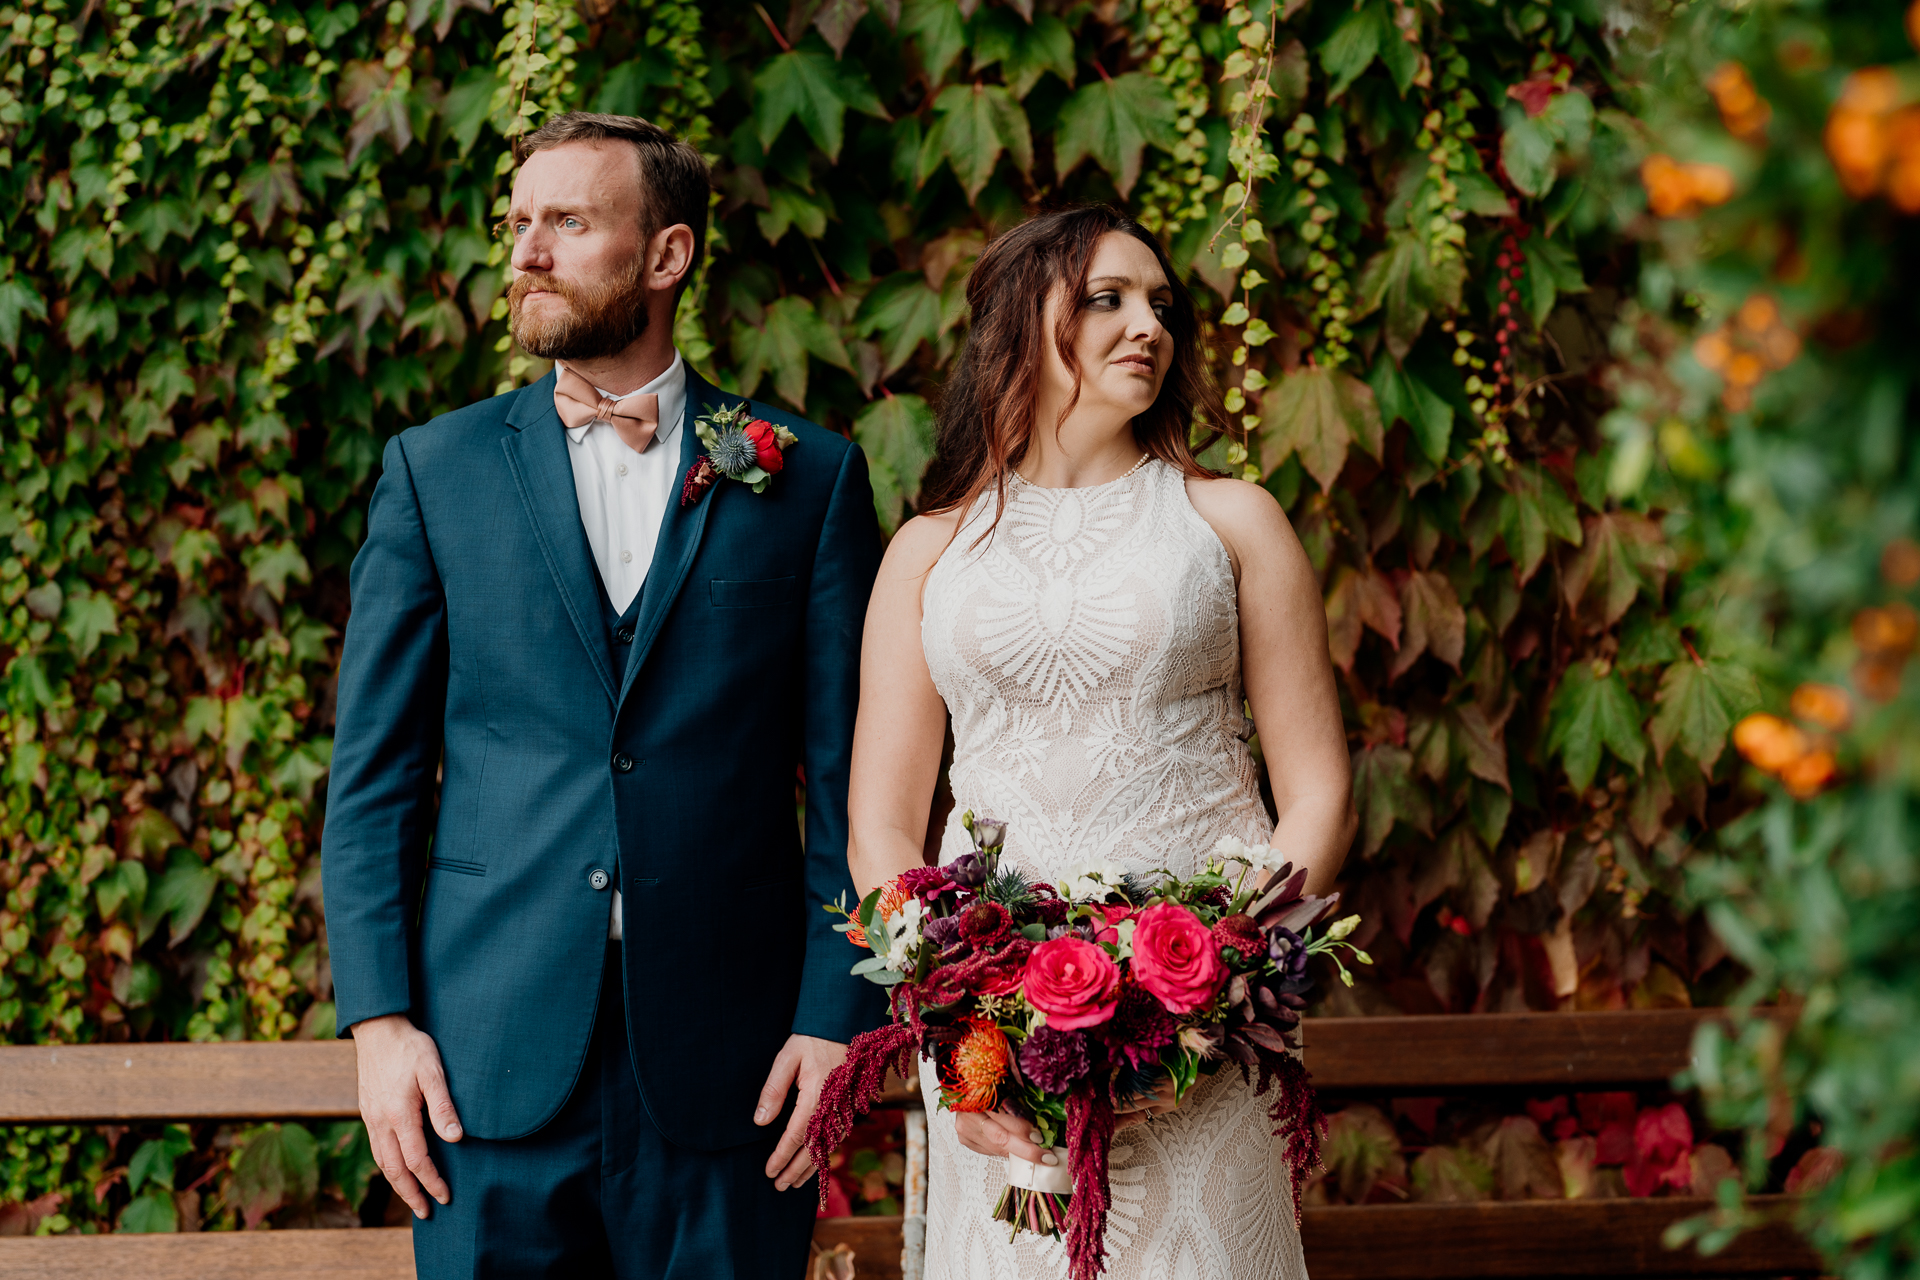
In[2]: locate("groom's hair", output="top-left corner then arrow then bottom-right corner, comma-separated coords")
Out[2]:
517,112 -> 711,299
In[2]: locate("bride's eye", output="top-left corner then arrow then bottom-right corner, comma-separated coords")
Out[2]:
1084,290 -> 1121,311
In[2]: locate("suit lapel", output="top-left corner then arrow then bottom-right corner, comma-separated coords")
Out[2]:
616,369 -> 725,709
499,371 -> 618,706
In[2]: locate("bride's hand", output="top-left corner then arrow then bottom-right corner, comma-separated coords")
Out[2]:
1112,1076 -> 1180,1131
954,1109 -> 1055,1165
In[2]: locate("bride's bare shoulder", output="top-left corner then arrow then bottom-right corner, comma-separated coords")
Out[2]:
878,507 -> 966,582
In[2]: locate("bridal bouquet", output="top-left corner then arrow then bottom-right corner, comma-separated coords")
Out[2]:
805,815 -> 1367,1280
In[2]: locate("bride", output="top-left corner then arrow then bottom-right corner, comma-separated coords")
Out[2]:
846,205 -> 1355,1280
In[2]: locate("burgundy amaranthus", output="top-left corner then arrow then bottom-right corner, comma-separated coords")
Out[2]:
1064,1083 -> 1117,1280
1250,1048 -> 1324,1223
805,1019 -> 917,1211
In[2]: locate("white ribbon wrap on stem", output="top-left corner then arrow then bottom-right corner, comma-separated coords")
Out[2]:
1006,1150 -> 1073,1195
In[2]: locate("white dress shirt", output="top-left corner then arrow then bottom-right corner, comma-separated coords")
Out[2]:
559,350 -> 686,940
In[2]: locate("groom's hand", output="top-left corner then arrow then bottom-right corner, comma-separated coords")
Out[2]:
352,1013 -> 463,1218
755,1033 -> 847,1191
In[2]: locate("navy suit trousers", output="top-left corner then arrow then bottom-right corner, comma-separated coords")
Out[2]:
412,947 -> 818,1279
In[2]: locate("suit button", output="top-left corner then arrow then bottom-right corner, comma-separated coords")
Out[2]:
612,752 -> 634,773
589,868 -> 610,891
615,625 -> 635,644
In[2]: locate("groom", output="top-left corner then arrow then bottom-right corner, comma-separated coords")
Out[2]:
322,112 -> 884,1277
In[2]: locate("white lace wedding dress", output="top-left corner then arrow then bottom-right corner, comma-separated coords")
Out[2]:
917,459 -> 1310,1280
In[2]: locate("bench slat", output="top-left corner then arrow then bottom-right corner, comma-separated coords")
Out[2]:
0,1200 -> 1821,1279
1301,1197 -> 1820,1278
0,1225 -> 411,1279
0,1009 -> 1790,1122
1299,1009 -> 1776,1091
0,1042 -> 360,1123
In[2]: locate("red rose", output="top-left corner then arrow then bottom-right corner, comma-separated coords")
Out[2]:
1130,902 -> 1227,1014
1022,937 -> 1121,1031
742,418 -> 785,475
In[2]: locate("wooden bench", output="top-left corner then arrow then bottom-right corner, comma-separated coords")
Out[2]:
0,1010 -> 1822,1279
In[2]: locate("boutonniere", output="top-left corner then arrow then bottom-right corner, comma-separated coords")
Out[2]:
681,403 -> 797,506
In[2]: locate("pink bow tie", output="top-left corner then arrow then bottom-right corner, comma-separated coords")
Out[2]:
554,366 -> 660,453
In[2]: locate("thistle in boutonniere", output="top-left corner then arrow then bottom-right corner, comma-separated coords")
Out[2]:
683,402 -> 797,505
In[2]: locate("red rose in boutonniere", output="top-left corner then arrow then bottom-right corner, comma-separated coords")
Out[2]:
743,418 -> 785,476
682,402 -> 797,506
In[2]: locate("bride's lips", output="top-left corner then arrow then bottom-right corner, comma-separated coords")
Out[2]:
1113,354 -> 1156,374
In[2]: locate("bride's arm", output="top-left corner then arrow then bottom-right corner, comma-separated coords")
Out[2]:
1188,477 -> 1357,897
846,510 -> 962,898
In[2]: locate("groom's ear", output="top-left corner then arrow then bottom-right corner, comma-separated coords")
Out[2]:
645,222 -> 697,298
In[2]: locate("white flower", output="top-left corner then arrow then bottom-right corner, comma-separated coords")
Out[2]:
1057,859 -> 1128,902
882,896 -> 925,972
1212,834 -> 1289,872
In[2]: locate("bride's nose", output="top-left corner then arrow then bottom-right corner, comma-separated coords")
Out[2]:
1125,298 -> 1166,344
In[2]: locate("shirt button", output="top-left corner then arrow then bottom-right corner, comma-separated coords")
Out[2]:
620,549 -> 633,563
617,464 -> 628,476
612,752 -> 634,773
589,868 -> 610,891
615,625 -> 635,644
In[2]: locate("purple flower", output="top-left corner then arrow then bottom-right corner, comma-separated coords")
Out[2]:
1018,1024 -> 1091,1094
1099,983 -> 1178,1070
923,914 -> 963,949
1266,926 -> 1312,997
949,853 -> 991,890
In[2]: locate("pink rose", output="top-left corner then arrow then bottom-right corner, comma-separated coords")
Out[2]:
1130,902 -> 1227,1014
1022,937 -> 1121,1031
1093,903 -> 1133,946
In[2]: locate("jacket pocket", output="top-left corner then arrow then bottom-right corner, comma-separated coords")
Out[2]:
428,857 -> 487,877
709,576 -> 800,609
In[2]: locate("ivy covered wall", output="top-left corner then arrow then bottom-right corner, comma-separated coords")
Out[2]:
0,0 -> 1829,1241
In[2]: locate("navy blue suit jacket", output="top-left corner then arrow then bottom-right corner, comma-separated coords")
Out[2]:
322,367 -> 885,1148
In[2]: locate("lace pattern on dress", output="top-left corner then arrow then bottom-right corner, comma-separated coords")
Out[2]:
918,460 -> 1309,1280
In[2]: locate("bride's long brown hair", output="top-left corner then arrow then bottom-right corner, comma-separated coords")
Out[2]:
916,205 -> 1225,534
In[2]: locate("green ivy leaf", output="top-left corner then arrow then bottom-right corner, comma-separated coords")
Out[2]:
1368,355 -> 1454,465
752,50 -> 888,162
441,68 -> 499,159
1650,658 -> 1759,773
1317,0 -> 1389,100
142,849 -> 219,948
1053,73 -> 1179,198
318,1121 -> 379,1211
1546,663 -> 1645,794
244,541 -> 313,603
232,1123 -> 320,1230
1497,464 -> 1582,584
1500,116 -> 1556,200
0,278 -> 47,355
128,1126 -> 194,1196
902,0 -> 967,83
1521,232 -> 1588,327
854,392 -> 936,532
60,587 -> 119,659
1356,230 -> 1465,360
1562,511 -> 1669,629
732,295 -> 855,408
1352,743 -> 1434,857
95,860 -> 149,924
757,185 -> 833,244
116,1189 -> 178,1234
1260,365 -> 1384,493
970,8 -> 1075,98
855,273 -> 945,376
917,83 -> 1033,200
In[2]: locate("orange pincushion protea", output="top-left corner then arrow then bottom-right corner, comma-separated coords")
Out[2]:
847,876 -> 915,949
940,1017 -> 1010,1112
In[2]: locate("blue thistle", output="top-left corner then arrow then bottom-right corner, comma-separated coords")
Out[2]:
709,426 -> 758,476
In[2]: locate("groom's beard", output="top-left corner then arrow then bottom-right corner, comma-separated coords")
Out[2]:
508,259 -> 649,360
